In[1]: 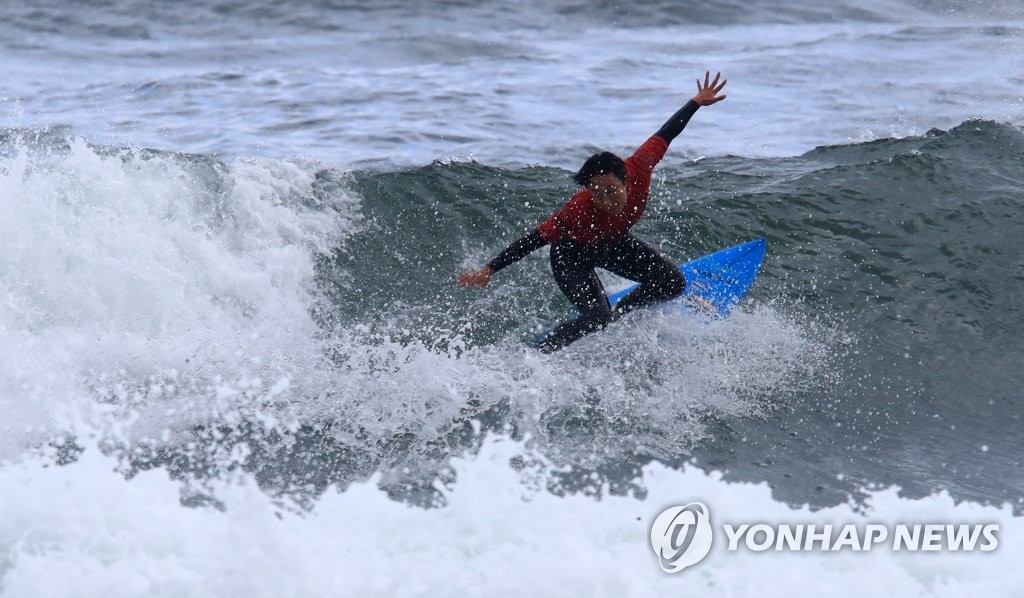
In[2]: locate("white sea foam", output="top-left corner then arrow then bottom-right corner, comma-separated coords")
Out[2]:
0,139 -> 360,459
0,435 -> 1018,597
298,300 -> 832,478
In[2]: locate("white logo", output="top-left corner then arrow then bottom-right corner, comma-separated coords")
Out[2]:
649,502 -> 714,573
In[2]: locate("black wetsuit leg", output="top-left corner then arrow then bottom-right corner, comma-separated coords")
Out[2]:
536,237 -> 615,353
598,234 -> 686,315
536,234 -> 685,353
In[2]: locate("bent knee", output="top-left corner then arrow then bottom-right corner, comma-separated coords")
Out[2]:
667,271 -> 686,297
653,270 -> 686,300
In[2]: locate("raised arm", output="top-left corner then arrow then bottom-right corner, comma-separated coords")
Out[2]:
655,70 -> 728,145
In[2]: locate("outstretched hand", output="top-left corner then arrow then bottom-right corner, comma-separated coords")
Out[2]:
457,266 -> 493,288
693,70 -> 727,106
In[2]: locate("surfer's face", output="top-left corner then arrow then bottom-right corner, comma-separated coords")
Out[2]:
588,173 -> 628,215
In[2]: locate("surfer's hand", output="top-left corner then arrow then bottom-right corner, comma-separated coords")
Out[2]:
457,266 -> 493,288
693,70 -> 727,106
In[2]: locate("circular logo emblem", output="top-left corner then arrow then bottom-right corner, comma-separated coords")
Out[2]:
650,502 -> 714,573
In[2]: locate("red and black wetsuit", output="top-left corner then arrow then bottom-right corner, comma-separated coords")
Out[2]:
486,100 -> 703,351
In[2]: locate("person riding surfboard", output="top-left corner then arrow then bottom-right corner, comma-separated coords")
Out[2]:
458,71 -> 728,352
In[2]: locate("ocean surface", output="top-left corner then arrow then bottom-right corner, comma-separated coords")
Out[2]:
2,0 -> 1024,595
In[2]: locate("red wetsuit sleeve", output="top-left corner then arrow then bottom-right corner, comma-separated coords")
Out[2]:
628,135 -> 669,174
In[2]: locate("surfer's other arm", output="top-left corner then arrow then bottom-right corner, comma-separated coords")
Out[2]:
458,229 -> 547,288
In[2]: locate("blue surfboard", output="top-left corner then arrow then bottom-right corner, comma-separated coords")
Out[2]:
531,238 -> 767,346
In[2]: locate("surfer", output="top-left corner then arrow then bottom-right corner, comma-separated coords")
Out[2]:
458,71 -> 728,352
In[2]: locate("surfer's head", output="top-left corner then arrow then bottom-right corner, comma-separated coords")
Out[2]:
574,151 -> 626,187
575,151 -> 628,215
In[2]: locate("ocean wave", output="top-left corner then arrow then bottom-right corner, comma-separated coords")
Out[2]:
1,120 -> 1020,513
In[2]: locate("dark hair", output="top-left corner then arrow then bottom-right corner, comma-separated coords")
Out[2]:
573,151 -> 626,187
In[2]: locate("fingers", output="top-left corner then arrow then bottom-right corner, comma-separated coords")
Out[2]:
698,71 -> 726,93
